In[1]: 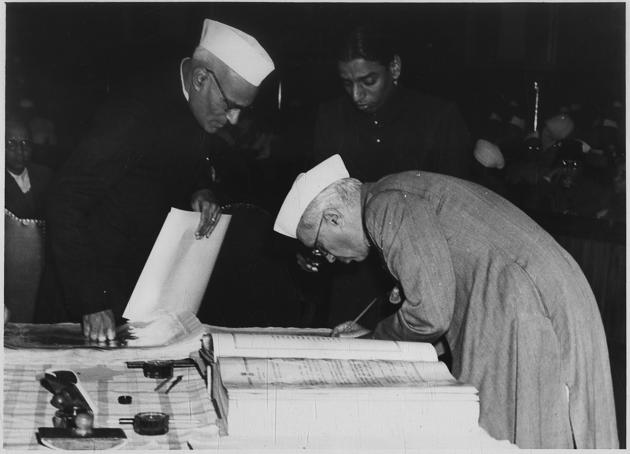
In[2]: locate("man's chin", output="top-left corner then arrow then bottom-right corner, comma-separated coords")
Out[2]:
203,121 -> 226,134
355,104 -> 376,114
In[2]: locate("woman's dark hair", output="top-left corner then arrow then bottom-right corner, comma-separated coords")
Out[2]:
336,24 -> 397,67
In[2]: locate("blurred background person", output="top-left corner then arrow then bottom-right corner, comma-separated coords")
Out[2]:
5,115 -> 52,219
4,115 -> 53,322
538,138 -> 615,218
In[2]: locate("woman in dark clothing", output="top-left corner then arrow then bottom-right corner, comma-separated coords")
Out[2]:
299,24 -> 472,328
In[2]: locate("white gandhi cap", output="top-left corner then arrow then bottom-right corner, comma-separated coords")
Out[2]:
198,19 -> 274,87
274,155 -> 350,239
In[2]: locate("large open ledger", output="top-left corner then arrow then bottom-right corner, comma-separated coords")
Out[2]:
199,330 -> 497,449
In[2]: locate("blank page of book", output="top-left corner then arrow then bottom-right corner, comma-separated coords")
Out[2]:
123,208 -> 231,321
211,332 -> 438,362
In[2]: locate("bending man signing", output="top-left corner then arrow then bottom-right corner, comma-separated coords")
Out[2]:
273,154 -> 617,449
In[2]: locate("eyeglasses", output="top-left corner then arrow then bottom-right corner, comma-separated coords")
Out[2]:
311,214 -> 332,265
6,138 -> 33,151
205,68 -> 252,116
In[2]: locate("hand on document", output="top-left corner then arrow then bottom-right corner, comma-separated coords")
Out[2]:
331,321 -> 372,338
124,310 -> 202,347
190,189 -> 221,239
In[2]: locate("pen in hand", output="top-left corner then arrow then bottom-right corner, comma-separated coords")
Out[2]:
331,296 -> 378,337
352,297 -> 378,325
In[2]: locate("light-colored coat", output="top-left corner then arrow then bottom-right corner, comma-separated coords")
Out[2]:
364,171 -> 618,448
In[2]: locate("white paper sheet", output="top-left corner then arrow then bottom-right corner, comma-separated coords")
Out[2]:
123,208 -> 231,321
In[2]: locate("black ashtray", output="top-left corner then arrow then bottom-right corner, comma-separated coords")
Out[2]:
142,361 -> 173,379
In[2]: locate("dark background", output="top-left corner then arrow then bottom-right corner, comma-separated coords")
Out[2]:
6,2 -> 625,148
5,2 -> 626,446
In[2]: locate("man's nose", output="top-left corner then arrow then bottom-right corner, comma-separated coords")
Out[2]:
352,84 -> 365,103
226,109 -> 241,125
15,143 -> 28,157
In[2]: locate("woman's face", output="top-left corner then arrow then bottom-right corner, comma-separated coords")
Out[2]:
337,58 -> 396,114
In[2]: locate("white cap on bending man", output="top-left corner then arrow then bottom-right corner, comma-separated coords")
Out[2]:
274,154 -> 350,239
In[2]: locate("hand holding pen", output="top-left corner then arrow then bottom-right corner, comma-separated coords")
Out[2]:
330,297 -> 378,338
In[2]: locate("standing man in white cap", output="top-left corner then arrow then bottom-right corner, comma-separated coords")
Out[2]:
274,155 -> 618,449
47,19 -> 274,341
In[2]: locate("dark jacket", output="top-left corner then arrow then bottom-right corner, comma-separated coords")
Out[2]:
5,164 -> 53,220
47,62 -> 214,320
312,87 -> 472,180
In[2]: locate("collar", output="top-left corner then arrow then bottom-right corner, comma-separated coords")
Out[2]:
8,168 -> 31,194
8,168 -> 27,178
180,58 -> 190,101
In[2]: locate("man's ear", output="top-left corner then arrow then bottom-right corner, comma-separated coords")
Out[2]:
191,67 -> 209,92
390,55 -> 402,82
323,208 -> 343,227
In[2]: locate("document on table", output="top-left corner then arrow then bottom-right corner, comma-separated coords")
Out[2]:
123,208 -> 231,322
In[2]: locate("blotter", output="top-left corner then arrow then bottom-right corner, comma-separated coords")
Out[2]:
37,427 -> 127,450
